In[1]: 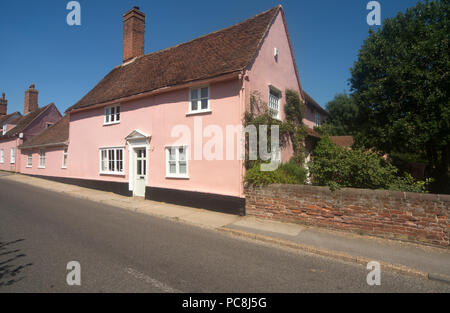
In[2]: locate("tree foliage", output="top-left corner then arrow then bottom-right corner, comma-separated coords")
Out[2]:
315,93 -> 359,136
309,137 -> 430,192
349,0 -> 449,193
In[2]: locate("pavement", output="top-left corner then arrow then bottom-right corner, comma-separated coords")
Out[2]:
1,171 -> 449,285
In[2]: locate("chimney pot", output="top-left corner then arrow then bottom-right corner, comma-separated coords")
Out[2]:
123,7 -> 146,63
24,84 -> 39,114
0,92 -> 7,116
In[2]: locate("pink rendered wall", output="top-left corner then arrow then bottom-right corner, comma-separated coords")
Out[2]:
19,146 -> 67,177
67,79 -> 245,198
304,104 -> 328,130
244,11 -> 301,162
0,138 -> 21,172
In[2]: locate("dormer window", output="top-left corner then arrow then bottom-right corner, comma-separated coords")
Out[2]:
105,104 -> 121,125
2,125 -> 6,135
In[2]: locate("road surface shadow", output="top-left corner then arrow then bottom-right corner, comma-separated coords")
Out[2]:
0,238 -> 33,287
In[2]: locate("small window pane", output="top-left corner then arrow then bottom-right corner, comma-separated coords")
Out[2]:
201,99 -> 208,110
169,162 -> 177,174
191,100 -> 198,111
191,89 -> 198,100
179,162 -> 187,174
116,106 -> 120,121
169,149 -> 176,161
201,87 -> 208,98
179,147 -> 186,161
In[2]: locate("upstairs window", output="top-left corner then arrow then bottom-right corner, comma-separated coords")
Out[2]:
0,149 -> 4,163
100,148 -> 124,175
27,152 -> 32,167
268,87 -> 281,120
105,104 -> 121,125
39,150 -> 46,168
190,87 -> 210,113
166,146 -> 188,178
2,125 -> 6,135
315,111 -> 321,126
10,148 -> 15,164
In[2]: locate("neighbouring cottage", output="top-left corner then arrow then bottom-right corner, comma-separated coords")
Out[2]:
16,5 -> 329,215
0,85 -> 62,173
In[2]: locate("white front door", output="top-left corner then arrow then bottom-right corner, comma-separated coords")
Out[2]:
134,148 -> 147,197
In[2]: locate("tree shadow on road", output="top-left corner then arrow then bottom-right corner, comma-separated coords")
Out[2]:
0,238 -> 33,287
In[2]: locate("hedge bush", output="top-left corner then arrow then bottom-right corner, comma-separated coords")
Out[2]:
245,161 -> 307,186
309,137 -> 430,192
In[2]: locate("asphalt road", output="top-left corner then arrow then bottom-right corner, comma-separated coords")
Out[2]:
0,177 -> 449,293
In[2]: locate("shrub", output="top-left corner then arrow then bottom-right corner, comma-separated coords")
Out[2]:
309,137 -> 429,192
245,160 -> 307,186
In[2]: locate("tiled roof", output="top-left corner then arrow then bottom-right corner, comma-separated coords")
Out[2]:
68,6 -> 282,111
0,112 -> 21,127
0,104 -> 54,140
306,127 -> 321,138
330,136 -> 354,148
303,91 -> 329,116
19,115 -> 69,149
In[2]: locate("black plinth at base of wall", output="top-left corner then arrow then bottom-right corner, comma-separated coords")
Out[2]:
22,174 -> 246,216
146,187 -> 246,216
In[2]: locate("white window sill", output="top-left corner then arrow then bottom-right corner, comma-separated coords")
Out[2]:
26,166 -> 32,168
38,166 -> 46,169
10,162 -> 15,164
100,172 -> 125,177
103,121 -> 121,126
186,110 -> 212,116
62,167 -> 67,169
166,175 -> 189,180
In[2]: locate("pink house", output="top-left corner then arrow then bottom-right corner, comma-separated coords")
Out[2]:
16,6 -> 328,215
0,86 -> 62,173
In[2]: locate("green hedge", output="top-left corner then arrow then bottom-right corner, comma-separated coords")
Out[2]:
309,137 -> 430,192
245,161 -> 307,186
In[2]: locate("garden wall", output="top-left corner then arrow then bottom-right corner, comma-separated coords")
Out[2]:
245,185 -> 449,247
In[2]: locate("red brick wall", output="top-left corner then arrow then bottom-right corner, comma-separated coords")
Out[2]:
245,185 -> 450,247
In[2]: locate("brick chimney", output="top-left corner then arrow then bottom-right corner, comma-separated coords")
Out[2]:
123,6 -> 146,63
0,93 -> 7,116
24,84 -> 38,114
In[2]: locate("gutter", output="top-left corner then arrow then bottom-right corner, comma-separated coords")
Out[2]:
19,141 -> 69,150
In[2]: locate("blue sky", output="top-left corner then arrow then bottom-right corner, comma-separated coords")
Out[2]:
0,0 -> 419,115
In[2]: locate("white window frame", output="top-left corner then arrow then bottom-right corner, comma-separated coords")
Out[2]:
188,86 -> 210,115
99,147 -> 125,175
39,150 -> 46,168
165,145 -> 189,179
268,86 -> 281,120
62,148 -> 68,169
2,125 -> 6,135
27,152 -> 32,168
10,148 -> 15,164
315,111 -> 321,126
0,149 -> 4,163
104,104 -> 121,125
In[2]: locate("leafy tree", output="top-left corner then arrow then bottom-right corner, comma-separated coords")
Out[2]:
315,93 -> 359,136
349,0 -> 449,193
